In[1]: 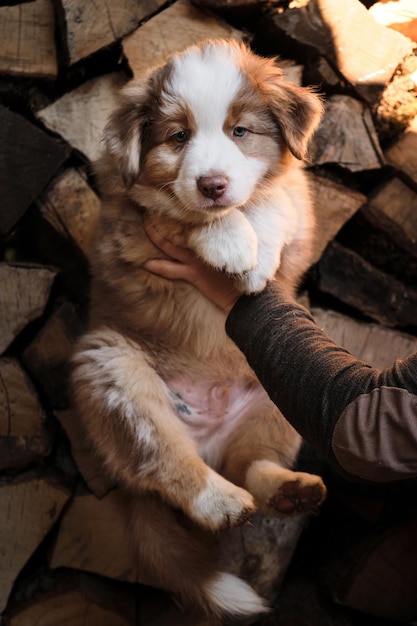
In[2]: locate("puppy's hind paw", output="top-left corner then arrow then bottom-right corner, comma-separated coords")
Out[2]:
268,476 -> 326,515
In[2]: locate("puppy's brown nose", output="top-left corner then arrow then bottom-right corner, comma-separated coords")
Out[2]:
197,175 -> 228,200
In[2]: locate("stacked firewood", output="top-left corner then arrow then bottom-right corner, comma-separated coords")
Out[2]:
1,0 -> 417,624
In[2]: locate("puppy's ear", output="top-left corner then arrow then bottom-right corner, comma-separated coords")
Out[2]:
263,76 -> 323,161
102,83 -> 150,189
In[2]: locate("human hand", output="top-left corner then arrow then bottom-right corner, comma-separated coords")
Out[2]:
143,217 -> 241,315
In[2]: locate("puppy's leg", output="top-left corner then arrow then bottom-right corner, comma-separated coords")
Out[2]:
188,209 -> 258,274
130,493 -> 269,619
237,187 -> 314,294
246,460 -> 326,515
71,327 -> 255,531
220,403 -> 326,516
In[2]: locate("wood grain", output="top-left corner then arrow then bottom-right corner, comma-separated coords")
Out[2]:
365,177 -> 417,258
0,106 -> 71,236
38,168 -> 101,259
0,263 -> 56,355
123,0 -> 243,77
0,0 -> 57,78
57,0 -> 166,65
50,487 -> 139,583
8,573 -> 136,626
22,301 -> 84,409
312,307 -> 417,369
0,358 -> 51,470
385,114 -> 417,185
311,95 -> 385,172
37,72 -> 128,162
318,241 -> 417,327
309,174 -> 366,266
269,0 -> 414,104
0,475 -> 70,611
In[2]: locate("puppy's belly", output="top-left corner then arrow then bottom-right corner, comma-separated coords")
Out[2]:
166,377 -> 270,449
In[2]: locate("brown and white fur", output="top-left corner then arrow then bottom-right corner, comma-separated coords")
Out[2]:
71,39 -> 326,620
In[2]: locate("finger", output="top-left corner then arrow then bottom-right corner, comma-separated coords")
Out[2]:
143,258 -> 190,280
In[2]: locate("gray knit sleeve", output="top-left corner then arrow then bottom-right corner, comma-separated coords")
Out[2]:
226,282 -> 417,482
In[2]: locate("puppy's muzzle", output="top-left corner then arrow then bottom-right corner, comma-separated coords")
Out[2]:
197,175 -> 229,200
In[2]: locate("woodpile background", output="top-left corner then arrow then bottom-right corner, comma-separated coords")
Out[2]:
1,0 -> 417,624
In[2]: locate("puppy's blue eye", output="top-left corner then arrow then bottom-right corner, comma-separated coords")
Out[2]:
173,130 -> 189,143
233,126 -> 247,138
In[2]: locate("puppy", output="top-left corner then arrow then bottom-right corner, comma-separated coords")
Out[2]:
71,39 -> 325,620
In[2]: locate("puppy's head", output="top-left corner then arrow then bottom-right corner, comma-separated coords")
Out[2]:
100,39 -> 323,222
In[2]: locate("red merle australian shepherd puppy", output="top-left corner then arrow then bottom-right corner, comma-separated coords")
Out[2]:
71,39 -> 326,620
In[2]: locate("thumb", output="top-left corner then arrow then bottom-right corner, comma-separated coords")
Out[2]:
143,258 -> 189,281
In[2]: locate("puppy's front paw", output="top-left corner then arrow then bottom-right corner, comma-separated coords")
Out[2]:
235,269 -> 270,295
189,211 -> 258,275
210,236 -> 258,275
190,470 -> 255,531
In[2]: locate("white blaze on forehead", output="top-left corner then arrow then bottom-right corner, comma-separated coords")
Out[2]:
169,44 -> 244,129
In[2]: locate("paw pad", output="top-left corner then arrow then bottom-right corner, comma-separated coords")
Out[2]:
268,480 -> 326,515
222,506 -> 255,530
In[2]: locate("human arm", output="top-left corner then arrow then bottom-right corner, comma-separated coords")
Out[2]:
143,220 -> 417,483
226,282 -> 417,483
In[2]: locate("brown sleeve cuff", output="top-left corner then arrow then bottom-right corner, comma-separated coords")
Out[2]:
332,386 -> 417,482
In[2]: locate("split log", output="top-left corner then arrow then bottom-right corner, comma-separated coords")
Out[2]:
218,514 -> 306,603
364,177 -> 417,259
56,0 -> 166,66
122,0 -> 243,77
312,307 -> 417,369
6,572 -> 137,626
370,0 -> 417,43
322,509 -> 417,624
0,358 -> 51,471
0,474 -> 70,612
37,72 -> 128,162
0,106 -> 71,237
312,56 -> 340,87
50,487 -> 139,583
318,241 -> 417,328
385,114 -> 417,186
37,168 -> 101,259
310,95 -> 384,172
193,0 -> 262,8
56,409 -> 115,497
0,0 -> 57,78
267,0 -> 414,104
374,55 -> 417,145
22,302 -> 85,409
308,174 -> 366,266
279,60 -> 303,86
0,263 -> 56,355
334,200 -> 417,286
